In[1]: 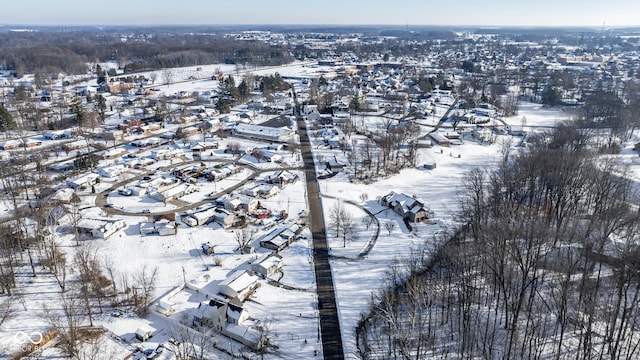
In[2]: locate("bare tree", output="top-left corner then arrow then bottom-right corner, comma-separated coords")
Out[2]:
340,210 -> 355,247
131,265 -> 158,314
149,72 -> 158,85
42,237 -> 67,292
43,292 -> 83,358
74,244 -> 114,325
234,226 -> 256,254
362,215 -> 374,230
167,313 -> 216,360
329,201 -> 346,238
255,317 -> 277,360
162,69 -> 174,87
384,221 -> 395,236
226,141 -> 241,155
0,297 -> 14,326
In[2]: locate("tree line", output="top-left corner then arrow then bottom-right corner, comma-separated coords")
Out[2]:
356,124 -> 640,359
0,31 -> 293,76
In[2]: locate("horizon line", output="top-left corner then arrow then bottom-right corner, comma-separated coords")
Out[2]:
0,23 -> 636,30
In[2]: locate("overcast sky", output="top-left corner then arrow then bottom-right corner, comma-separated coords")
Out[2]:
1,0 -> 638,28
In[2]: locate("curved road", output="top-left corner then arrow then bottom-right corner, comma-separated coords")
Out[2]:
293,91 -> 345,359
321,194 -> 380,260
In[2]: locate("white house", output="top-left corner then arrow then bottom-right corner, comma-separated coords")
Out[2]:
151,183 -> 198,202
44,129 -> 73,140
140,220 -> 177,236
77,217 -> 126,239
251,253 -> 283,278
218,270 -> 259,301
67,173 -> 100,190
233,123 -> 294,142
151,148 -> 183,161
135,326 -> 156,342
193,296 -> 261,349
97,164 -> 127,178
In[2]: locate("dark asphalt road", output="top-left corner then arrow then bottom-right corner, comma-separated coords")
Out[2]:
294,94 -> 345,359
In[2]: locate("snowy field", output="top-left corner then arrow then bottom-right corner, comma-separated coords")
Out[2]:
8,59 -> 640,359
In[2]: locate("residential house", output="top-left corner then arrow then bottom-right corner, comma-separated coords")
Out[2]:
380,191 -> 431,223
251,253 -> 283,278
257,184 -> 279,199
222,196 -> 259,213
44,130 -> 73,140
258,224 -> 299,252
151,148 -> 183,161
255,149 -> 284,163
50,188 -> 76,204
67,173 -> 100,190
140,219 -> 177,236
193,296 -> 261,349
182,207 -> 219,227
212,208 -> 244,229
264,170 -> 298,186
62,140 -> 89,152
207,164 -> 239,182
76,217 -> 126,239
151,183 -> 198,202
100,147 -> 128,160
429,133 -> 450,147
233,123 -> 294,142
191,141 -> 218,159
97,164 -> 127,178
218,270 -> 260,301
0,140 -> 21,150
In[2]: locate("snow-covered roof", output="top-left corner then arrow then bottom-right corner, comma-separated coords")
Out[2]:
219,270 -> 258,293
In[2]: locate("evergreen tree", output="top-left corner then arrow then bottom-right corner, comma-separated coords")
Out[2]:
216,97 -> 231,114
96,64 -> 106,84
71,96 -> 85,126
541,86 -> 561,107
349,95 -> 362,112
0,104 -> 16,132
95,94 -> 107,122
238,80 -> 251,103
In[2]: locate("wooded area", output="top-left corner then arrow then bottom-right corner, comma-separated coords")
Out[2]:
357,125 -> 640,359
0,30 -> 293,76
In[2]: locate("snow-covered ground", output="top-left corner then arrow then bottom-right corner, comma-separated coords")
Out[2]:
504,101 -> 577,129
12,60 -> 640,359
